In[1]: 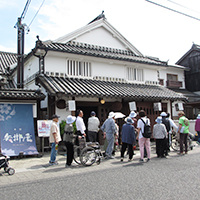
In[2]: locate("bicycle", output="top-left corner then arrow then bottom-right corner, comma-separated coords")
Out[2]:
171,131 -> 194,151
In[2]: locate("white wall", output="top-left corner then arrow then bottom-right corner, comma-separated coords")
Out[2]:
143,68 -> 157,82
56,108 -> 71,123
24,57 -> 39,81
45,55 -> 66,73
159,67 -> 185,89
92,62 -> 125,78
44,52 -> 160,83
75,27 -> 126,50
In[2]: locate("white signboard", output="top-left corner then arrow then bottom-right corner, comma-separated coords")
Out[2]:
178,102 -> 184,110
37,120 -> 52,137
68,100 -> 76,111
154,102 -> 162,111
129,101 -> 136,111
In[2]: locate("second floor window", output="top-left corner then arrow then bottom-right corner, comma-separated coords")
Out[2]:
167,74 -> 177,81
127,67 -> 143,81
66,60 -> 91,77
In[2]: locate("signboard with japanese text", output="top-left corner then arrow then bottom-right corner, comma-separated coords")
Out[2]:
0,104 -> 38,156
37,120 -> 52,137
153,102 -> 162,111
129,101 -> 136,111
68,100 -> 76,111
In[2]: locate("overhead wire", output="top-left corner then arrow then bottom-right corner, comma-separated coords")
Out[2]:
28,0 -> 46,28
166,0 -> 200,15
145,0 -> 200,22
21,0 -> 31,20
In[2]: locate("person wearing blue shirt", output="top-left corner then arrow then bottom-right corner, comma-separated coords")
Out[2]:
120,117 -> 136,162
101,111 -> 116,159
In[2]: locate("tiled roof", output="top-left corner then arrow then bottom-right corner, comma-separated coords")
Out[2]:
0,88 -> 46,100
36,75 -> 187,101
170,88 -> 200,103
41,41 -> 167,66
0,51 -> 17,74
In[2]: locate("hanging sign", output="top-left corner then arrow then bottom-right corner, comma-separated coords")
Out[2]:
68,100 -> 76,111
154,102 -> 162,111
0,104 -> 38,156
129,101 -> 136,111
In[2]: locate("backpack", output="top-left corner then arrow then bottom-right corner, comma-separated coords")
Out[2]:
141,119 -> 152,138
162,118 -> 171,132
183,117 -> 189,126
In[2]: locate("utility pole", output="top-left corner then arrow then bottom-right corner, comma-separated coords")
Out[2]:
17,17 -> 25,89
15,0 -> 31,89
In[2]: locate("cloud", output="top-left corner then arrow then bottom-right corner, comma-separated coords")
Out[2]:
0,45 -> 16,53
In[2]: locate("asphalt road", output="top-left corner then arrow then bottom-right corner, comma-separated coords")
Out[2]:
0,148 -> 200,200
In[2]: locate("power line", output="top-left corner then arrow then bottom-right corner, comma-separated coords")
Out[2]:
145,0 -> 200,22
21,0 -> 31,20
28,0 -> 46,28
166,0 -> 200,15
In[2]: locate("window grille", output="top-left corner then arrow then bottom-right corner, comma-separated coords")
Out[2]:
127,67 -> 143,81
66,59 -> 91,77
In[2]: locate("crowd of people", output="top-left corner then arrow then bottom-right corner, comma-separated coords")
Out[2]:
48,109 -> 198,167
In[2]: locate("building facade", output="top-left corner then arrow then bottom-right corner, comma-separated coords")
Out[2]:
176,43 -> 200,118
2,13 -> 188,144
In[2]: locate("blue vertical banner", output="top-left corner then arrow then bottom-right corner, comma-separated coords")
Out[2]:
0,104 -> 38,156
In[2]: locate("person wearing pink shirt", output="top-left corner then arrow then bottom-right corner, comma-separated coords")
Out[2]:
195,114 -> 200,145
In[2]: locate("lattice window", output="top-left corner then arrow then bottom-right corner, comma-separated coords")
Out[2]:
66,59 -> 91,77
127,67 -> 143,81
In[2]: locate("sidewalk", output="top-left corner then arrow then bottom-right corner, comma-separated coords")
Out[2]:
0,142 -> 199,186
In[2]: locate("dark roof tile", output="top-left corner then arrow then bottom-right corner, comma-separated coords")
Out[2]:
0,51 -> 17,74
41,41 -> 167,66
37,75 -> 187,101
0,88 -> 46,100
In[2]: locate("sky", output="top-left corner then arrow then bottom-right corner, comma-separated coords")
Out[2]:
1,0 -> 200,65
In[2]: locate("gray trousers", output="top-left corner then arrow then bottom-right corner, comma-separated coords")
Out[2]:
105,134 -> 114,157
88,131 -> 98,142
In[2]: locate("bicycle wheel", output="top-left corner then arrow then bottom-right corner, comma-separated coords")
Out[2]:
80,147 -> 98,166
73,146 -> 81,165
171,139 -> 180,151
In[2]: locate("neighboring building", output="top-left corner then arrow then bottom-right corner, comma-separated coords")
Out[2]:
2,13 -> 188,144
176,43 -> 200,119
0,51 -> 45,154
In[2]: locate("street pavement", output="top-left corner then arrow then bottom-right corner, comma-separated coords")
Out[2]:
0,141 -> 200,187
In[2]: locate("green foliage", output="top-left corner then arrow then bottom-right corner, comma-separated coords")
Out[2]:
73,121 -> 77,133
59,120 -> 77,135
59,120 -> 66,135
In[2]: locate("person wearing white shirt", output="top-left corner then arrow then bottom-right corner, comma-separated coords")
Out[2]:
75,110 -> 86,148
137,110 -> 151,162
76,110 -> 86,137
